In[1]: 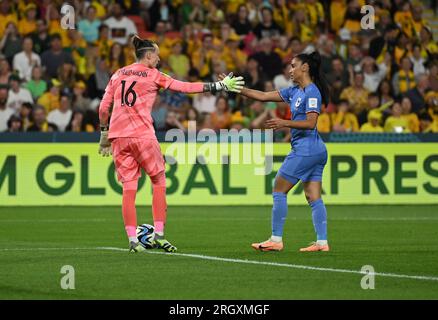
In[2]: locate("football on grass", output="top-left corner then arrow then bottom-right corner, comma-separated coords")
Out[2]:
136,224 -> 155,249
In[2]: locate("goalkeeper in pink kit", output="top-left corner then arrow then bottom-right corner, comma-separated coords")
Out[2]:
98,36 -> 244,253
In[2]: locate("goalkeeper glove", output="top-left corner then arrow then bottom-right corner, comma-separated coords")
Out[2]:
207,72 -> 245,93
98,129 -> 112,157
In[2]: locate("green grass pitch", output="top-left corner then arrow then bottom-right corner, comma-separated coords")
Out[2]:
1,205 -> 438,299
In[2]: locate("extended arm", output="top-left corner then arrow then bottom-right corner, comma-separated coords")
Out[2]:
216,73 -> 278,100
240,88 -> 284,102
266,112 -> 319,130
159,72 -> 244,94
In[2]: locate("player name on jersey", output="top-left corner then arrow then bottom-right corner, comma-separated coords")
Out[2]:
119,69 -> 148,77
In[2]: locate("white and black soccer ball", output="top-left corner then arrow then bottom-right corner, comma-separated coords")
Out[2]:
136,224 -> 155,249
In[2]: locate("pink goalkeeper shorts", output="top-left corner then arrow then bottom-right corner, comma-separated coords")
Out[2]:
111,137 -> 165,183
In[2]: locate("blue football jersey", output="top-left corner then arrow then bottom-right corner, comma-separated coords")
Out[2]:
279,83 -> 326,156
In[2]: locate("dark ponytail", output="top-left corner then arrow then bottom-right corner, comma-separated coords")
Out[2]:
296,51 -> 330,105
131,35 -> 156,60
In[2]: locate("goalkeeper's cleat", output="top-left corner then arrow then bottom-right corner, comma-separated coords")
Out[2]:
299,242 -> 330,252
129,241 -> 146,253
154,238 -> 177,253
251,239 -> 283,252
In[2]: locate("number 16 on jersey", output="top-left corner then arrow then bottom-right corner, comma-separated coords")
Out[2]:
121,80 -> 137,107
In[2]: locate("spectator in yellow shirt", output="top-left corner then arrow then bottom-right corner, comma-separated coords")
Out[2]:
426,92 -> 438,128
27,105 -> 58,132
331,99 -> 359,132
394,2 -> 416,38
18,3 -> 37,36
330,0 -> 347,32
0,1 -> 18,38
96,24 -> 114,60
230,110 -> 249,130
317,104 -> 331,133
305,0 -> 325,28
419,26 -> 438,58
425,91 -> 438,114
360,109 -> 384,132
191,33 -> 216,78
343,0 -> 362,34
84,43 -> 99,78
340,71 -> 369,114
89,0 -> 107,19
419,110 -> 438,133
411,3 -> 429,39
181,23 -> 199,57
392,57 -> 416,96
274,36 -> 293,63
148,21 -> 173,62
272,0 -> 290,32
394,32 -> 411,66
291,10 -> 314,44
223,32 -> 247,72
65,30 -> 87,76
358,92 -> 381,126
37,79 -> 61,113
124,39 -> 137,66
168,40 -> 190,79
226,0 -> 246,15
46,4 -> 69,48
206,1 -> 225,36
400,97 -> 420,132
384,101 -> 411,132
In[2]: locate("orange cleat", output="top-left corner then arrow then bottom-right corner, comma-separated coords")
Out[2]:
251,239 -> 284,252
299,242 -> 330,252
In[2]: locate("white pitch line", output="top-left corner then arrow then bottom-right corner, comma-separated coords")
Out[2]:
2,246 -> 437,283
0,247 -> 98,251
0,219 -> 108,223
130,249 -> 438,282
333,217 -> 438,221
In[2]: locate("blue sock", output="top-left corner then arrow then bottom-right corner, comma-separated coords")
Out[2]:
272,192 -> 288,237
310,198 -> 327,240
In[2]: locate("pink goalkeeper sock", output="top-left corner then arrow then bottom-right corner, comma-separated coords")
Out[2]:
154,221 -> 164,234
122,180 -> 138,240
151,172 -> 167,235
125,226 -> 137,238
152,186 -> 166,234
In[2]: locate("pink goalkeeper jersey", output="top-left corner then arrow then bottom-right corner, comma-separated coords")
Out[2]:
99,63 -> 202,140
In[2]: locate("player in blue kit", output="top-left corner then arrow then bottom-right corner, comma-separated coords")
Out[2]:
238,51 -> 330,252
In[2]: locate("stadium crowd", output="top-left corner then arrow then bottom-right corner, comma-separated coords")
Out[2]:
0,0 -> 437,139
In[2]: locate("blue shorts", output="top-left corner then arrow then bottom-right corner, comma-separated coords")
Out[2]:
277,151 -> 328,185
